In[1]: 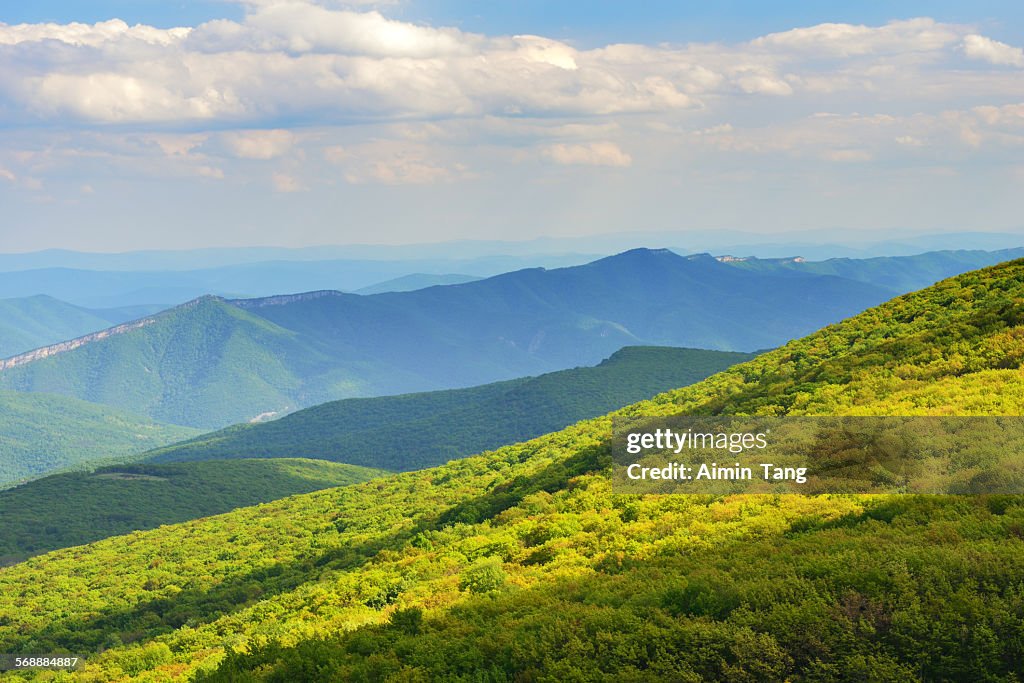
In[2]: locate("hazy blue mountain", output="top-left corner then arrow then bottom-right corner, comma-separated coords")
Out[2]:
1,231 -> 1020,272
0,255 -> 598,307
720,248 -> 1024,293
0,249 -> 890,428
145,346 -> 757,471
0,246 -> 600,272
355,273 -> 482,294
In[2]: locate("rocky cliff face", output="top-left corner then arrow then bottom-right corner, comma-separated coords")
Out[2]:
229,290 -> 343,309
0,291 -> 347,371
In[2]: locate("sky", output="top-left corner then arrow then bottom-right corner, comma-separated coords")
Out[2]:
1,1 -> 1022,252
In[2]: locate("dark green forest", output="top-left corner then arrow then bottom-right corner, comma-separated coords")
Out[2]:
147,346 -> 755,471
0,459 -> 383,565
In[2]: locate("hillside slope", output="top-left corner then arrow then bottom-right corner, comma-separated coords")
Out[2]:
1,261 -> 1023,681
145,346 -> 756,471
0,459 -> 384,565
0,295 -> 122,358
0,296 -> 422,429
0,391 -> 200,488
0,249 -> 889,429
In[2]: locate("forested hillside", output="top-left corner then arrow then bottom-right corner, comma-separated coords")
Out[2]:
0,249 -> 888,429
146,346 -> 755,471
1,261 -> 1023,681
0,296 -> 421,429
0,459 -> 383,565
0,295 -> 156,358
0,391 -> 200,487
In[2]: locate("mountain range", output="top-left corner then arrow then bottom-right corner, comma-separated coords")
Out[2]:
0,254 -> 597,308
1,230 -> 1021,272
721,247 -> 1024,293
0,249 -> 891,428
1,259 -> 1021,681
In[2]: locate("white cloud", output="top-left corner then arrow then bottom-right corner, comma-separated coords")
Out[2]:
198,165 -> 225,179
963,35 -> 1024,67
0,18 -> 190,48
895,135 -> 925,147
341,144 -> 471,184
4,9 -> 1006,128
1,6 -> 1022,221
222,130 -> 295,159
193,6 -> 475,58
822,149 -> 872,162
751,18 -> 960,57
272,172 -> 305,191
344,158 -> 453,184
544,142 -> 632,167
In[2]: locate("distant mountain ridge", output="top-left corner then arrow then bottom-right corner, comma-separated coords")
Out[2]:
0,249 -> 897,427
355,273 -> 481,294
720,247 -> 1024,293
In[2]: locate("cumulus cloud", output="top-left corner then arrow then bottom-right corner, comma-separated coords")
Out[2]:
272,172 -> 305,191
222,130 -> 295,159
341,143 -> 471,184
822,149 -> 873,162
751,18 -> 960,57
3,8 -> 1007,130
0,5 -> 1021,207
544,142 -> 632,167
963,35 -> 1024,67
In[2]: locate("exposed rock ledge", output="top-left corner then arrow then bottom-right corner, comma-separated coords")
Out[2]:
0,296 -> 212,371
229,290 -> 343,309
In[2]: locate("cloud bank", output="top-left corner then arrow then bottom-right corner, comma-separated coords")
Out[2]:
0,1 -> 1021,249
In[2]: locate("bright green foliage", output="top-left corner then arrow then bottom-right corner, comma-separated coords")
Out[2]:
0,390 -> 200,488
0,459 -> 383,564
1,260 -> 1024,681
459,557 -> 507,594
146,346 -> 755,471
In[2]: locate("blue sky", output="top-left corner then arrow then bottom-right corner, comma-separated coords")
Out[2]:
6,1 -> 1023,43
0,1 -> 1022,251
